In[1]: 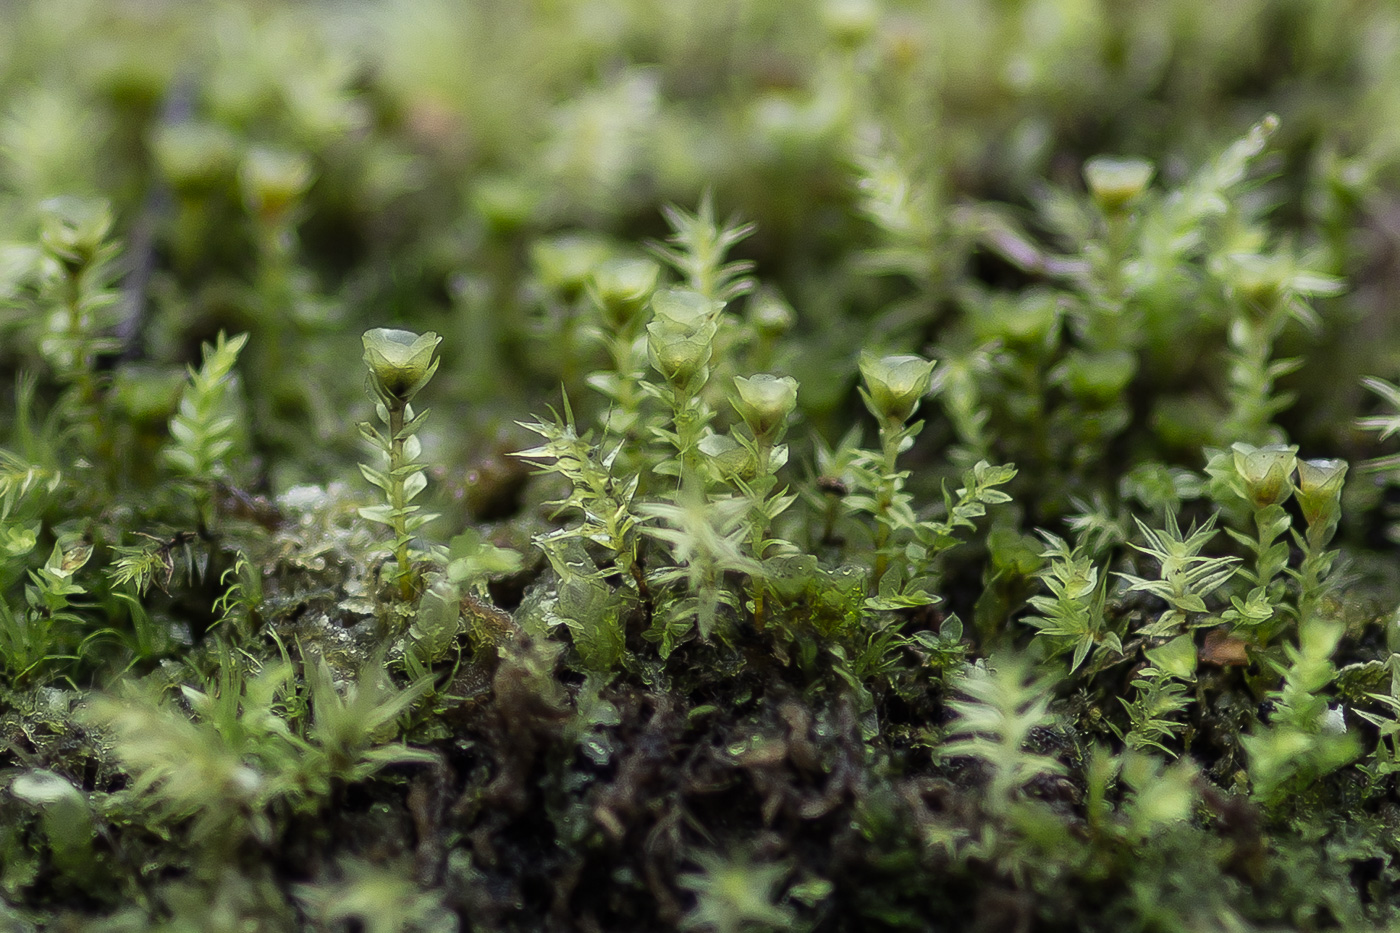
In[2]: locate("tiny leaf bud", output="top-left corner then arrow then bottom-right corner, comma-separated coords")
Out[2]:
859,352 -> 936,425
1231,442 -> 1298,508
1083,156 -> 1154,214
731,374 -> 798,441
650,286 -> 721,326
240,146 -> 314,223
590,257 -> 660,329
530,234 -> 611,301
38,196 -> 113,272
1295,458 -> 1347,528
748,287 -> 796,339
647,316 -> 716,390
362,328 -> 442,402
698,432 -> 753,479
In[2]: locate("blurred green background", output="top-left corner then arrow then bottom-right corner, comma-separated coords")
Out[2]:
1,0 -> 1398,495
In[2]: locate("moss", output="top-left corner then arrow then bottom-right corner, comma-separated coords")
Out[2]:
4,1 -> 1400,930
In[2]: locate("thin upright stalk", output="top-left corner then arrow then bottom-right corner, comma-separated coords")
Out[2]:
870,422 -> 903,590
387,402 -> 414,601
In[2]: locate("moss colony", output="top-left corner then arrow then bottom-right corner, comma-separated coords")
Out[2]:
7,1 -> 1400,930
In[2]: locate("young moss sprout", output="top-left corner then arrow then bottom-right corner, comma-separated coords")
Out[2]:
728,373 -> 799,629
1225,442 -> 1297,644
856,351 -> 936,590
1083,156 -> 1154,215
1294,457 -> 1347,623
731,373 -> 798,471
1217,251 -> 1339,444
35,196 -> 121,462
163,331 -> 250,531
584,256 -> 660,442
648,289 -> 720,390
359,327 -> 442,609
1295,457 -> 1347,530
532,234 -> 612,388
240,146 -> 314,233
859,352 -> 937,430
1075,153 -> 1156,356
532,233 -> 612,304
740,288 -> 793,374
590,256 -> 660,331
39,195 -> 113,273
646,288 -> 721,489
1233,442 -> 1297,509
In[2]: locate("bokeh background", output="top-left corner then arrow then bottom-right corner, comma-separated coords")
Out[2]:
1,0 -> 1398,499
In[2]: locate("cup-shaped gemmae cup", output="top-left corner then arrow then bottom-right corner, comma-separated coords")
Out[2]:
731,374 -> 798,442
590,257 -> 660,330
1083,156 -> 1154,214
362,328 -> 442,402
646,290 -> 719,392
1295,458 -> 1347,528
240,146 -> 314,223
647,318 -> 715,390
1231,442 -> 1298,509
859,352 -> 936,426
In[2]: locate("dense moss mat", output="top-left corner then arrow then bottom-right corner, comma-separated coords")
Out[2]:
8,1 -> 1400,930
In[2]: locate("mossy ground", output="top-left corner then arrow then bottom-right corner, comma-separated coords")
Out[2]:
5,2 -> 1400,931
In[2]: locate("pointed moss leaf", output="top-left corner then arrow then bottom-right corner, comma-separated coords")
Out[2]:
447,530 -> 524,587
1146,634 -> 1198,680
358,504 -> 396,526
402,470 -> 427,502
